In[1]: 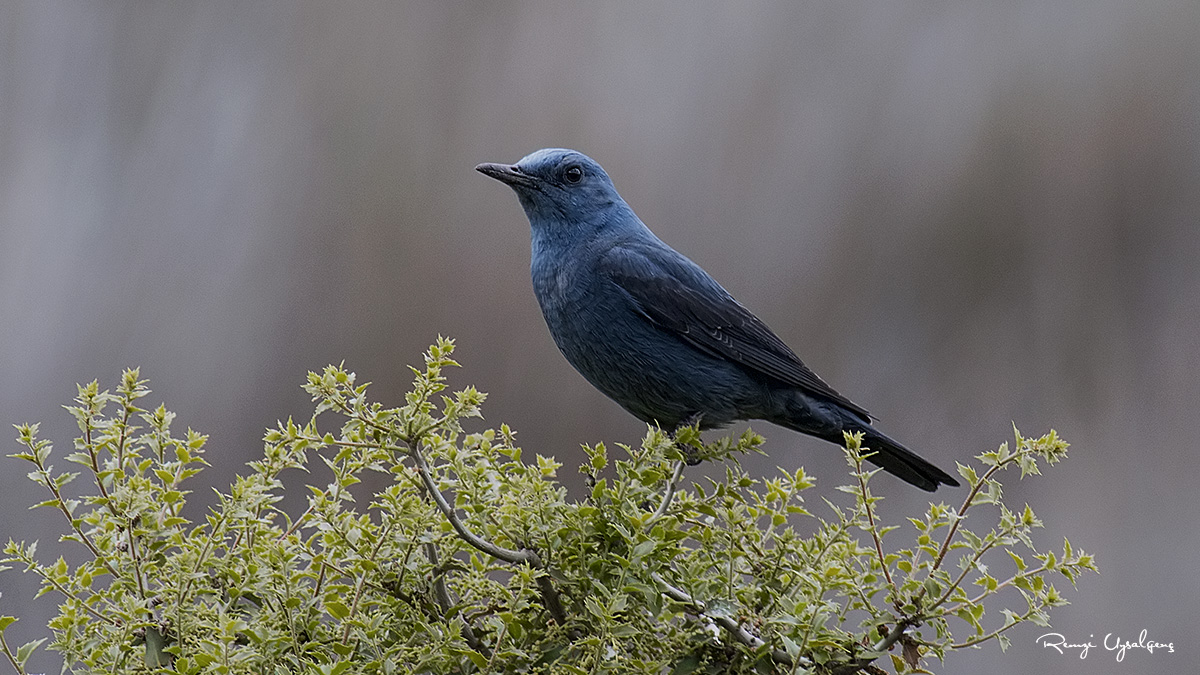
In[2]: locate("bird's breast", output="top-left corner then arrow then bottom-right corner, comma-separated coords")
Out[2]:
531,257 -> 579,313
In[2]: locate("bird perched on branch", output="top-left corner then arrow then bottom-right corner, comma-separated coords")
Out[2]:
477,148 -> 957,491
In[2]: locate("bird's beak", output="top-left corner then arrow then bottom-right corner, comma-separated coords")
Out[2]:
475,162 -> 539,189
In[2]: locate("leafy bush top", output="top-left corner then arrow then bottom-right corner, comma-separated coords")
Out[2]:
2,339 -> 1096,674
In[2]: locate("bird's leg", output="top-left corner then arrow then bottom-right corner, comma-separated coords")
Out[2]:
672,412 -> 705,466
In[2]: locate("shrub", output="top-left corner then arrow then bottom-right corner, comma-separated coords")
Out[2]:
2,339 -> 1096,674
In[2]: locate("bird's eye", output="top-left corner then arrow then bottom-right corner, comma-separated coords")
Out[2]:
563,165 -> 583,184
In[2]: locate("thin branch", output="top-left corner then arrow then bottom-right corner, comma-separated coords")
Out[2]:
83,421 -> 115,510
409,440 -> 532,565
870,621 -> 913,659
655,569 -> 923,675
318,558 -> 392,597
912,446 -> 1036,605
22,565 -> 116,626
855,464 -> 901,612
339,523 -> 395,645
929,535 -> 1003,609
913,460 -> 1006,605
534,573 -> 569,625
0,629 -> 29,675
279,501 -> 316,541
652,572 -> 801,667
324,391 -> 413,446
408,439 -> 567,624
950,606 -> 1037,649
645,460 -> 685,526
481,622 -> 507,675
828,619 -> 917,675
22,457 -> 119,579
425,541 -> 489,656
114,399 -> 132,473
125,522 -> 150,614
175,509 -> 229,650
940,560 -> 1053,616
311,392 -> 571,626
796,527 -> 858,657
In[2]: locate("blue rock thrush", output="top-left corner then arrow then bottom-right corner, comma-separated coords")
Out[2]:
476,148 -> 958,491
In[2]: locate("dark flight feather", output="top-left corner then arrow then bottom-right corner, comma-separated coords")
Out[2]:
603,244 -> 874,423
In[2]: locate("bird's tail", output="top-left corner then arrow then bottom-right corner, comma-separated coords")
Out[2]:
773,399 -> 959,491
849,425 -> 959,492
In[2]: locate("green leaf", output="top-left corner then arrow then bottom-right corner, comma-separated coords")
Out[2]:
144,627 -> 170,667
454,648 -> 490,668
325,600 -> 351,620
631,540 -> 656,560
15,638 -> 46,666
1006,549 -> 1027,573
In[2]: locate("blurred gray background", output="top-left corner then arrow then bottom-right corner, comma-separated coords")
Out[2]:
2,1 -> 1197,673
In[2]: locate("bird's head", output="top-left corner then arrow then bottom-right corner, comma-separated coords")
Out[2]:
476,149 -> 629,230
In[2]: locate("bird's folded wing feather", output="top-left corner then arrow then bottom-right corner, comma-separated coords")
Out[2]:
603,244 -> 873,421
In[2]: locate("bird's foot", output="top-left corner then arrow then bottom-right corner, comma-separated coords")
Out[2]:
672,412 -> 705,465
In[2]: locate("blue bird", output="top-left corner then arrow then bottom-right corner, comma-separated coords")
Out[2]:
477,149 -> 958,491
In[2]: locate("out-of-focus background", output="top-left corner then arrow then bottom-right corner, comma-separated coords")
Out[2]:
3,1 -> 1197,672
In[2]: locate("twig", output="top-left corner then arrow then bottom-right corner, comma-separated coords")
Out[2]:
940,560 -> 1053,617
425,542 -> 489,656
652,572 -> 801,667
855,463 -> 901,612
828,619 -> 917,675
21,566 -> 116,626
0,629 -> 30,675
949,606 -> 1036,648
125,522 -> 150,615
408,438 -> 568,624
929,534 -> 1001,609
655,570 -> 920,675
914,460 -> 1006,605
339,522 -> 395,645
22,448 -> 120,579
82,420 -> 116,513
645,460 -> 685,526
409,441 -> 532,564
325,389 -> 568,628
279,501 -> 316,541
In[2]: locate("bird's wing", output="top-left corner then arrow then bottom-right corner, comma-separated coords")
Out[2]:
603,244 -> 873,421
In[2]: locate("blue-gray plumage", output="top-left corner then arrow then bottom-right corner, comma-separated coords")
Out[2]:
476,148 -> 958,491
